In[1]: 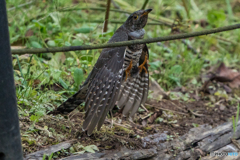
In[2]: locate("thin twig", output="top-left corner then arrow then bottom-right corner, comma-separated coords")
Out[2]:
188,109 -> 205,117
21,7 -> 172,27
141,0 -> 149,10
181,0 -> 190,19
105,119 -> 131,129
103,0 -> 111,32
11,23 -> 240,55
141,104 -> 149,112
111,0 -> 129,17
60,7 -> 172,26
61,7 -> 129,14
231,138 -> 240,150
111,0 -> 120,9
181,39 -> 198,54
212,35 -> 238,45
77,19 -> 161,25
145,103 -> 188,116
8,1 -> 34,11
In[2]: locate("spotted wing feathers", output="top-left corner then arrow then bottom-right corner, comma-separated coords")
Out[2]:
83,48 -> 124,135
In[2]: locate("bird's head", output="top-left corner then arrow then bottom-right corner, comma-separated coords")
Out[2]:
124,9 -> 152,31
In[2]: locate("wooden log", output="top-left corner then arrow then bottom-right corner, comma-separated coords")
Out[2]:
25,140 -> 76,160
24,120 -> 240,160
142,120 -> 240,160
60,153 -> 105,160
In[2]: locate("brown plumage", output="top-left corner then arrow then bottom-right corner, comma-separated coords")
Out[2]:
49,9 -> 152,135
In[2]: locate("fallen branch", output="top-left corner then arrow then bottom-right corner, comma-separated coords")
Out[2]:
104,119 -> 131,129
60,153 -> 105,160
60,148 -> 156,160
145,103 -> 188,116
11,23 -> 240,55
25,140 -> 76,160
141,120 -> 240,159
48,120 -> 240,160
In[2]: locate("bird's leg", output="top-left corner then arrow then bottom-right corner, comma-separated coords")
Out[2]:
110,110 -> 114,128
138,55 -> 148,73
125,60 -> 133,81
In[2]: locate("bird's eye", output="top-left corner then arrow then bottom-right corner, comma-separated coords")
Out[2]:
133,15 -> 138,20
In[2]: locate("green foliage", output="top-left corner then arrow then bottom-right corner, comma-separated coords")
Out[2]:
74,27 -> 94,33
207,10 -> 226,27
82,145 -> 99,153
74,68 -> 84,89
30,111 -> 45,122
42,153 -> 54,160
232,103 -> 239,137
7,2 -> 240,151
72,144 -> 99,154
31,41 -> 43,48
7,0 -> 239,112
192,123 -> 199,128
168,65 -> 182,87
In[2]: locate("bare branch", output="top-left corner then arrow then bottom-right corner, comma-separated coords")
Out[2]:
103,0 -> 111,32
11,23 -> 240,55
77,19 -> 161,25
60,7 -> 173,26
8,1 -> 34,11
141,0 -> 149,10
182,0 -> 190,19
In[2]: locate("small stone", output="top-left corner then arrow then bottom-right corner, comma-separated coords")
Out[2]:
219,104 -> 225,110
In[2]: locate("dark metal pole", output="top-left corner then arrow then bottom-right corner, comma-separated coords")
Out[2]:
0,1 -> 23,160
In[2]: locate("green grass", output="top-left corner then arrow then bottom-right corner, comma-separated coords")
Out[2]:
7,0 -> 240,130
232,103 -> 239,137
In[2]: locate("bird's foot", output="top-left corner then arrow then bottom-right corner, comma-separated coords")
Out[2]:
110,119 -> 114,129
117,118 -> 122,124
128,116 -> 134,123
138,55 -> 148,73
125,60 -> 133,81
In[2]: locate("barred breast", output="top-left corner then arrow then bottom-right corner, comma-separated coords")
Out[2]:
123,45 -> 143,70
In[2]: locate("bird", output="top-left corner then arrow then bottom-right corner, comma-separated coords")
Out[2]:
49,9 -> 152,135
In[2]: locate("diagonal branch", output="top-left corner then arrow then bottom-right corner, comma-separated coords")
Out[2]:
8,0 -> 35,11
22,7 -> 172,27
11,23 -> 240,55
141,0 -> 149,10
77,19 -> 161,25
103,0 -> 111,32
182,0 -> 190,19
60,7 -> 173,26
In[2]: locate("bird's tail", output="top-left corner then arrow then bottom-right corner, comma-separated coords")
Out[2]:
117,71 -> 149,117
48,85 -> 88,115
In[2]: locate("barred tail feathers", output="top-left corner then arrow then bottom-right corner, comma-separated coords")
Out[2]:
117,71 -> 148,117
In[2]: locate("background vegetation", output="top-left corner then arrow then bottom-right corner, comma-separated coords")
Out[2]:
6,0 -> 240,158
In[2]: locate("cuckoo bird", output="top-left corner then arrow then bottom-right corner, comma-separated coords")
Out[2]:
50,9 -> 152,135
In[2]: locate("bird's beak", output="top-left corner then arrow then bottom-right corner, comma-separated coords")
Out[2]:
141,9 -> 152,17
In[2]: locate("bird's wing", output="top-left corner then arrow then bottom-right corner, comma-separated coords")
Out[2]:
49,26 -> 128,117
83,27 -> 128,135
117,44 -> 149,117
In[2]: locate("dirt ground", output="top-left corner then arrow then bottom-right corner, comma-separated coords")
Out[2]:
20,95 -> 238,158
